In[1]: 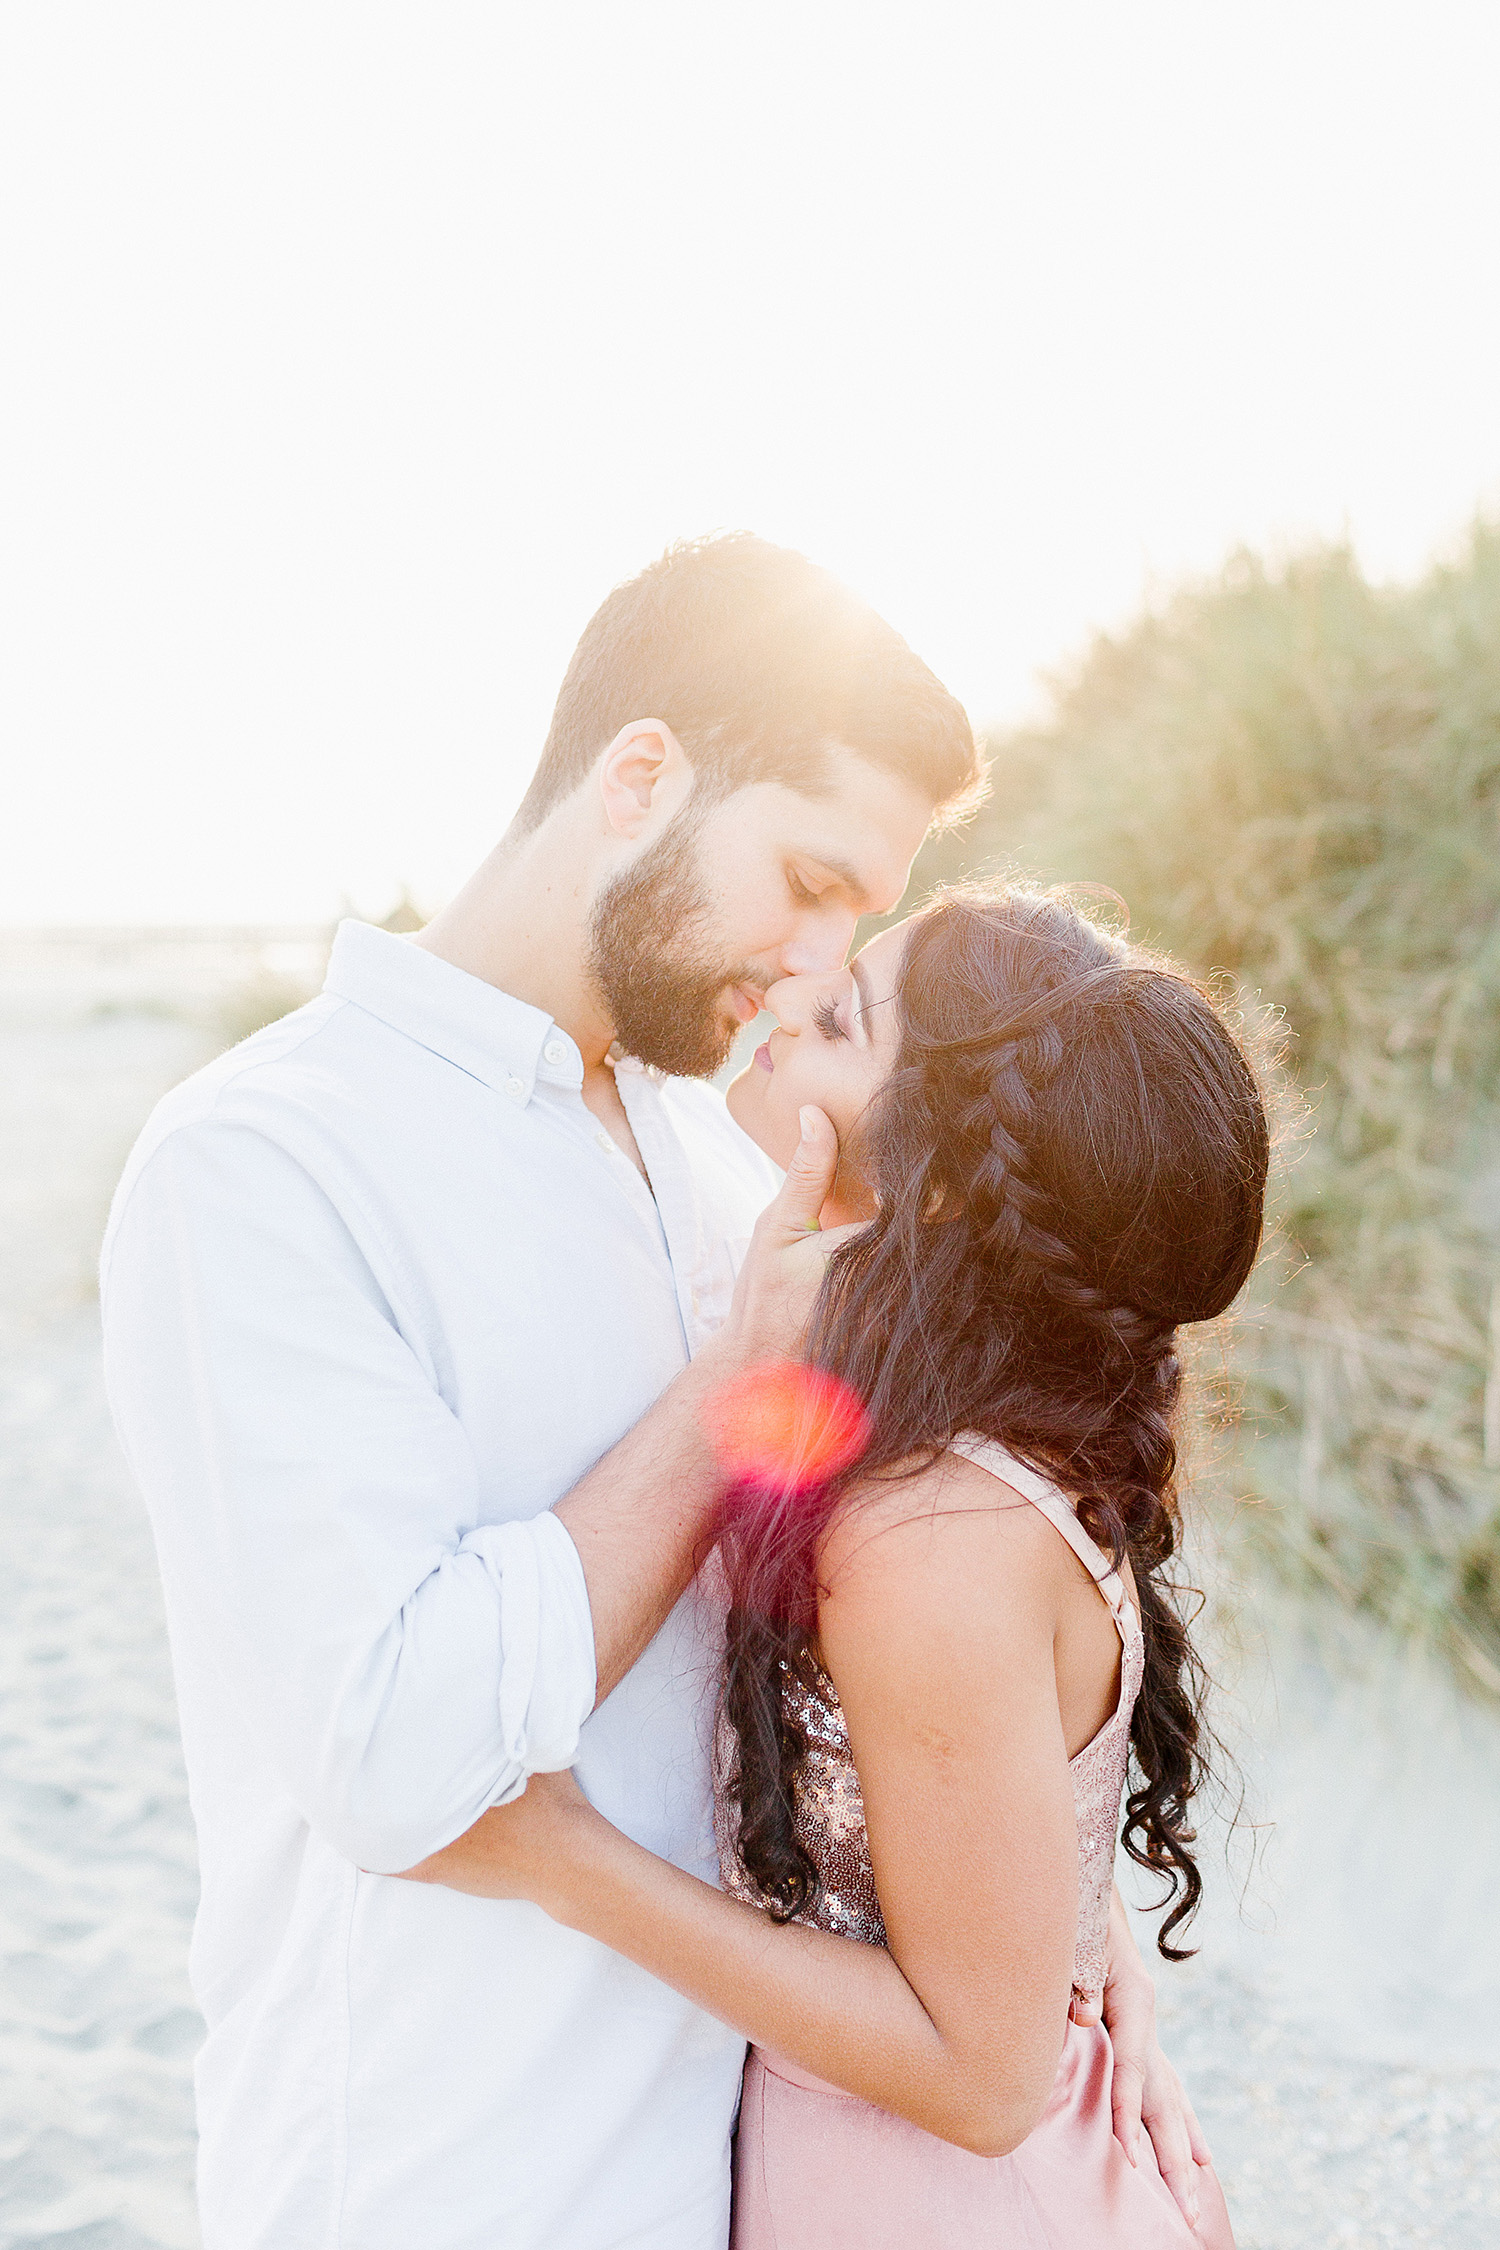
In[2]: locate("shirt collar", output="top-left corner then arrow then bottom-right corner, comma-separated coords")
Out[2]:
322,920 -> 584,1103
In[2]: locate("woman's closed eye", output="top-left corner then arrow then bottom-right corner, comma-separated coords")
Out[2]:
812,995 -> 847,1042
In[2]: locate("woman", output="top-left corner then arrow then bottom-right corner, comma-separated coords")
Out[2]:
418,886 -> 1265,2246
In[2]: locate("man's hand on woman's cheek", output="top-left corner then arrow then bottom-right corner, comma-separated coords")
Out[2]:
719,1106 -> 863,1365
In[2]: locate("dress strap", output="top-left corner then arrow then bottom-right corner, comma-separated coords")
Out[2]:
950,1435 -> 1137,1647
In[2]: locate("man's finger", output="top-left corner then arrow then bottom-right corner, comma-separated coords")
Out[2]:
1182,2095 -> 1213,2171
1155,2146 -> 1201,2232
797,1220 -> 864,1259
767,1106 -> 839,1239
1142,2100 -> 1201,2230
1110,2056 -> 1144,2165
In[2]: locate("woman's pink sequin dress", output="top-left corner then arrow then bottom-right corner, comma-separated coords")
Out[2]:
716,1438 -> 1236,2249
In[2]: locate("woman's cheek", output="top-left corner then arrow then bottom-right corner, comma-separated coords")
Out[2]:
773,1082 -> 807,1162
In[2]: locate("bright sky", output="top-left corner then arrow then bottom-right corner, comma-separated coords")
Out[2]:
4,3 -> 1499,926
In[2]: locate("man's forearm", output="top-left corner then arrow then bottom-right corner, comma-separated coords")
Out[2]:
554,1338 -> 736,1706
554,1108 -> 844,1706
1105,1882 -> 1152,1990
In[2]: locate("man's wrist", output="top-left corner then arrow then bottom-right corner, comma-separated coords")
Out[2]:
1103,1942 -> 1156,2009
692,1326 -> 749,1381
1107,1956 -> 1155,2000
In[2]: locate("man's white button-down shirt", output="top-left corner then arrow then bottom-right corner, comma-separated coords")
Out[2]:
100,921 -> 780,2250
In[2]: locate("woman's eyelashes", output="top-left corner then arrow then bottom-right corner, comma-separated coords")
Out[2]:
812,995 -> 847,1043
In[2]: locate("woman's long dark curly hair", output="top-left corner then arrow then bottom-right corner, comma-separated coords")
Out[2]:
718,885 -> 1270,1959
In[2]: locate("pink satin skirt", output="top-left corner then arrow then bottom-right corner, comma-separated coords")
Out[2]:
731,2024 -> 1235,2249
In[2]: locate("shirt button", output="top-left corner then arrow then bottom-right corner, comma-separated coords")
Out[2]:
543,1038 -> 569,1068
506,1076 -> 526,1102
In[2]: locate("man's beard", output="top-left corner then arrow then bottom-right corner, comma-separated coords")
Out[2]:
586,808 -> 756,1079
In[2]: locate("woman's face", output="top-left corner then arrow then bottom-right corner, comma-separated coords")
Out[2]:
725,918 -> 910,1219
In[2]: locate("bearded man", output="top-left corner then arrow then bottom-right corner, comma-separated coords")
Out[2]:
102,535 -> 1199,2250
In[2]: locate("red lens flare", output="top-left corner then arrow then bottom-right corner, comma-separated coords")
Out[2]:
702,1362 -> 869,1492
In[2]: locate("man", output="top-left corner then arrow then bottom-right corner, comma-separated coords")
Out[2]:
103,535 -> 1198,2249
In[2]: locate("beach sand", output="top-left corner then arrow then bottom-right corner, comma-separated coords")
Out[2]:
1,964 -> 1496,2248
1,1009 -> 216,2250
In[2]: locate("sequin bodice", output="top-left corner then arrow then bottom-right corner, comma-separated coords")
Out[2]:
714,1439 -> 1145,2012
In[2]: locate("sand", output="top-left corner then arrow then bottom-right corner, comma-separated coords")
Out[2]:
1,1010 -> 217,2250
1,946 -> 1496,2248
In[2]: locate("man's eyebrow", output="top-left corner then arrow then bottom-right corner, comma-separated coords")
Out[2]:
807,852 -> 871,907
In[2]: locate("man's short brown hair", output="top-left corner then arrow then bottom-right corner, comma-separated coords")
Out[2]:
511,532 -> 981,834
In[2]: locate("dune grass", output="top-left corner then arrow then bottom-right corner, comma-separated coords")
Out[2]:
205,544 -> 1500,1684
905,525 -> 1500,1689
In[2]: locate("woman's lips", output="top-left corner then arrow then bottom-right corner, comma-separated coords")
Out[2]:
754,1041 -> 774,1073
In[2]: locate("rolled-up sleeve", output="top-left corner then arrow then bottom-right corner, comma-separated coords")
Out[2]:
101,1118 -> 597,1873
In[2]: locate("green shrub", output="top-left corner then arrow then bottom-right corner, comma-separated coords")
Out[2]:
904,526 -> 1500,1689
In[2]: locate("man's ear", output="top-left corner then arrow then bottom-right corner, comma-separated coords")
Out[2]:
597,719 -> 694,840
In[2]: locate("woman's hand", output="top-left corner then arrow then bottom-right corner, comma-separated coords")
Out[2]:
395,1769 -> 603,1914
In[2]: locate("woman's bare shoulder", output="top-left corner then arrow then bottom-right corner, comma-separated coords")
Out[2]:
814,1451 -> 1075,1780
817,1448 -> 1069,1613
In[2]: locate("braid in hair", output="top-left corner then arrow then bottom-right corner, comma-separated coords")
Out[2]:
718,885 -> 1270,1960
953,1021 -> 1210,1949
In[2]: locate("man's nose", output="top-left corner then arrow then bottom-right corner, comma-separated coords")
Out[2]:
780,907 -> 860,978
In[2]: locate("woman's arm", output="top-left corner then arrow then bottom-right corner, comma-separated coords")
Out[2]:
407,1803 -> 1215,2217
417,1774 -> 1046,2157
409,1457 -> 1084,2157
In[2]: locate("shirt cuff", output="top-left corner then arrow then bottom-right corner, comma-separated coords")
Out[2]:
486,1509 -> 597,1805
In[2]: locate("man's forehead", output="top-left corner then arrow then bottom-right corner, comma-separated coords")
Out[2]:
819,744 -> 936,821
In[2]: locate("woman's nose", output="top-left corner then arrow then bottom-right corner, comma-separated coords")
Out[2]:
764,972 -> 819,1029
763,975 -> 799,1029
